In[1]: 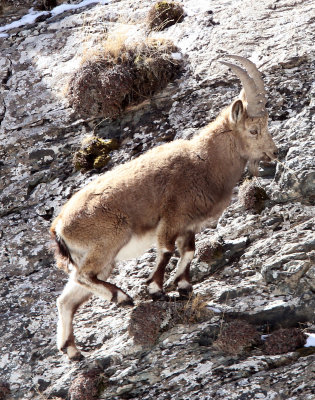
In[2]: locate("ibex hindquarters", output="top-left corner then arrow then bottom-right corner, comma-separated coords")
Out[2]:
54,215 -> 196,359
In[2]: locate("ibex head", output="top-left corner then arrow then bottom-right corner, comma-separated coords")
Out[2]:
221,55 -> 278,174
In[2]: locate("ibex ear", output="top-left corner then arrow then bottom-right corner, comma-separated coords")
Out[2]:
230,99 -> 244,123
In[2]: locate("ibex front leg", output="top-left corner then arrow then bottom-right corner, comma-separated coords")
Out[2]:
146,220 -> 176,301
174,231 -> 195,298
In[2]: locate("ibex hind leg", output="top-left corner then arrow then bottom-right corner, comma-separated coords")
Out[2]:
174,231 -> 195,299
75,250 -> 134,306
57,276 -> 91,360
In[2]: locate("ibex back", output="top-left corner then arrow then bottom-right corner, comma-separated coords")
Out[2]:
51,55 -> 278,360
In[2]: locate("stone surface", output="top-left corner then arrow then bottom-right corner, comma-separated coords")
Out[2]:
0,0 -> 314,399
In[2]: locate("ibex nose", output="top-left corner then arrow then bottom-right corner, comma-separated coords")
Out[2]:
273,149 -> 279,158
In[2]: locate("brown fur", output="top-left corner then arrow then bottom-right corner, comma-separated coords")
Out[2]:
51,79 -> 277,359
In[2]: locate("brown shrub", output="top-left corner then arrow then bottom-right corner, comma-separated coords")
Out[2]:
68,369 -> 105,400
0,382 -> 10,400
264,328 -> 307,355
67,36 -> 182,119
239,179 -> 269,213
129,302 -> 165,346
148,1 -> 184,31
129,296 -> 213,346
214,320 -> 261,355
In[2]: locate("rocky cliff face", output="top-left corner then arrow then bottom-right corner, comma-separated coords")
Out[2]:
0,0 -> 314,399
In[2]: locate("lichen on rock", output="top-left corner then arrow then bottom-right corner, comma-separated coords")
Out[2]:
73,136 -> 119,172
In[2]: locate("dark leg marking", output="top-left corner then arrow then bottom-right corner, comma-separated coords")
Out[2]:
90,275 -> 134,306
174,231 -> 195,298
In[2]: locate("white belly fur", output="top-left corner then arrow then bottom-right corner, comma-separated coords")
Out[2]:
115,231 -> 156,261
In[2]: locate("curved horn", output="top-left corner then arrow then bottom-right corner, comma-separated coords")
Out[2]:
220,56 -> 267,117
225,55 -> 266,96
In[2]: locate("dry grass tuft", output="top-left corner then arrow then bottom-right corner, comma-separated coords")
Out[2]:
67,32 -> 182,119
73,136 -> 119,172
214,320 -> 261,355
238,179 -> 269,213
147,1 -> 185,31
264,328 -> 307,355
176,294 -> 212,325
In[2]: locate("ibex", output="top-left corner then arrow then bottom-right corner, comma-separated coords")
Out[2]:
51,55 -> 277,360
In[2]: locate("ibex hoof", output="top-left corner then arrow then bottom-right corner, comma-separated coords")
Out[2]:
151,291 -> 170,302
61,343 -> 84,361
69,351 -> 84,362
112,291 -> 134,307
118,297 -> 134,307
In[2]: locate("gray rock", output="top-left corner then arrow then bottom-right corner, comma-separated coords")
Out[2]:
0,0 -> 314,399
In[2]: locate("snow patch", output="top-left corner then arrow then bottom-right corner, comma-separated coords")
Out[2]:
0,9 -> 49,33
305,333 -> 315,347
207,305 -> 222,313
171,52 -> 182,60
50,0 -> 111,17
0,0 -> 111,34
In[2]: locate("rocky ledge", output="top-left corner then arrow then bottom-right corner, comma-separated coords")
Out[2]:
0,0 -> 314,399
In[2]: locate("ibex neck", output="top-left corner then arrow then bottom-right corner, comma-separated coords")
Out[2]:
192,121 -> 247,192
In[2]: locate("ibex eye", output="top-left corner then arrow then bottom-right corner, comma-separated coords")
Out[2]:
250,129 -> 258,135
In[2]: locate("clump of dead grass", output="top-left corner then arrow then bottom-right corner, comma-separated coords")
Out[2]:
214,320 -> 261,355
147,1 -> 184,31
174,294 -> 212,325
67,32 -> 182,119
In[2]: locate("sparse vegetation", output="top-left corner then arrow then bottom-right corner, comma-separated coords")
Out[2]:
264,328 -> 307,355
67,32 -> 182,119
129,296 -> 213,346
73,136 -> 119,172
0,381 -> 10,400
147,1 -> 184,31
129,302 -> 165,346
239,179 -> 269,213
33,0 -> 57,11
175,294 -> 212,325
214,320 -> 261,354
68,369 -> 105,400
196,239 -> 225,263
